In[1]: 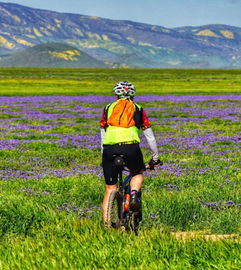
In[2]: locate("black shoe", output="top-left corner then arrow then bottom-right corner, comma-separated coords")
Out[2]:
130,193 -> 140,211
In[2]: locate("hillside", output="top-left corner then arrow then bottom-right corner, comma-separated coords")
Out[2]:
0,43 -> 109,67
0,2 -> 241,68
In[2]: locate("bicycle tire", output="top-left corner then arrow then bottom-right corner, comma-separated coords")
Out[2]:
106,190 -> 122,229
130,191 -> 142,235
130,212 -> 139,235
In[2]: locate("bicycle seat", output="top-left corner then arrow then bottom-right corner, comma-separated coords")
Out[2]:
113,154 -> 125,167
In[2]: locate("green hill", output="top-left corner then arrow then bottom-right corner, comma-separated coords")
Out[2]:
0,43 -> 109,67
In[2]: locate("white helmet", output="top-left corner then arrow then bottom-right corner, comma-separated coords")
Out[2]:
113,81 -> 136,98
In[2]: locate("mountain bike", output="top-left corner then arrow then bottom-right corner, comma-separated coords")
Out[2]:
105,154 -> 145,235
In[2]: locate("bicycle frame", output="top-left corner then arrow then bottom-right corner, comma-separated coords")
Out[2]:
107,155 -> 158,233
118,168 -> 132,220
115,162 -> 141,233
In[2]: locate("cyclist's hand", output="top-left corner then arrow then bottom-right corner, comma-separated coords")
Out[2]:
147,158 -> 163,170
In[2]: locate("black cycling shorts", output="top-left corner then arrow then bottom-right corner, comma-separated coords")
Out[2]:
102,143 -> 145,185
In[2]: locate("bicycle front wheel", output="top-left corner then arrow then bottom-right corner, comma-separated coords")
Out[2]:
130,191 -> 142,235
106,190 -> 123,229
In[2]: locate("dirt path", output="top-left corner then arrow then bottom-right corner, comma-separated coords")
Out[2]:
171,231 -> 241,242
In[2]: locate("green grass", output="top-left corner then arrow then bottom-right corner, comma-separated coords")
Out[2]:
0,68 -> 241,95
0,219 -> 240,270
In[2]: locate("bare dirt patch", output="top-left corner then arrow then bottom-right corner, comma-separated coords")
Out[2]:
171,231 -> 241,242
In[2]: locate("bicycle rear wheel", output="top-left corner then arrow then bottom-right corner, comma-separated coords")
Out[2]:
106,191 -> 123,229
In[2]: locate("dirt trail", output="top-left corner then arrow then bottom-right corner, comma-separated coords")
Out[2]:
171,231 -> 241,242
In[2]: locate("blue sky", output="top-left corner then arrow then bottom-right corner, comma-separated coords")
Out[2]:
1,0 -> 241,28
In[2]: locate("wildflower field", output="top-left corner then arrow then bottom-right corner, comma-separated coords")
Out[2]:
0,68 -> 240,269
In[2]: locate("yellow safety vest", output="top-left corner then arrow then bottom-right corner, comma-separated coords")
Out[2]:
103,100 -> 141,145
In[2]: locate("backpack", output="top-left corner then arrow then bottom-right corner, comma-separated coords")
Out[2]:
107,99 -> 135,128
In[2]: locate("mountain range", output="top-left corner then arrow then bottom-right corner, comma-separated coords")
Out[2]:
0,2 -> 241,68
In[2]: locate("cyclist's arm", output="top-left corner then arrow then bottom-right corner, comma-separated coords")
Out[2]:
100,108 -> 107,154
141,108 -> 159,161
100,128 -> 105,154
143,127 -> 159,161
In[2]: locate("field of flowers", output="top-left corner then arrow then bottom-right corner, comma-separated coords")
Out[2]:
0,92 -> 240,269
0,68 -> 240,269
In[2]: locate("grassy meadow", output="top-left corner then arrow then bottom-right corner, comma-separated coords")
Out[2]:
0,68 -> 240,269
0,67 -> 241,95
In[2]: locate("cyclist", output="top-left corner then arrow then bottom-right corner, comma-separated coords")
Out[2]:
100,81 -> 161,224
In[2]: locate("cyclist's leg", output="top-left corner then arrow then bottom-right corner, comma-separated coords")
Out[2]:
123,144 -> 145,211
102,145 -> 118,223
130,173 -> 144,192
124,144 -> 145,192
129,174 -> 143,211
